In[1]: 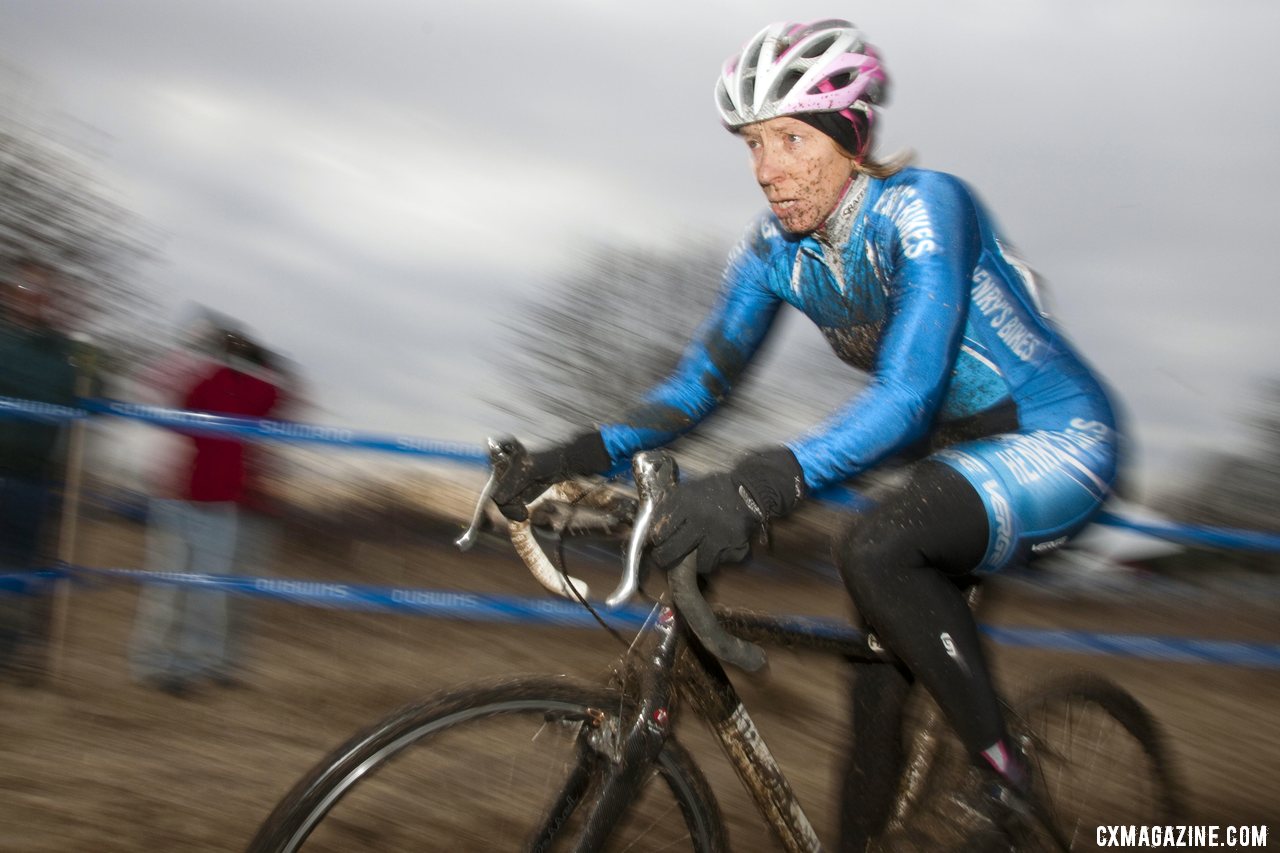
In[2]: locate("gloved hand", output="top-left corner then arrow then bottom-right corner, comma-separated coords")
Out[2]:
649,446 -> 806,575
490,430 -> 612,521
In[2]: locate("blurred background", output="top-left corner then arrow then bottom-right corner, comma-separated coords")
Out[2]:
2,1 -> 1279,515
0,1 -> 1277,850
0,0 -> 1275,487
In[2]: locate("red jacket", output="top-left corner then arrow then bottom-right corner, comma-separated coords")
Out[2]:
182,366 -> 279,503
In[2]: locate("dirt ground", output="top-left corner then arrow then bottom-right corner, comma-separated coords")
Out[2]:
1,514 -> 1277,851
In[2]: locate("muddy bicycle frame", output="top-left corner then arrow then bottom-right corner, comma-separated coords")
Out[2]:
587,600 -> 911,852
459,437 -> 930,853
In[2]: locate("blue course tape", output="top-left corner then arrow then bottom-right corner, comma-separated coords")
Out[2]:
68,566 -> 1280,670
1094,510 -> 1280,552
2,394 -> 486,463
982,625 -> 1280,669
0,570 -> 60,594
0,396 -> 88,424
3,394 -> 1278,550
80,399 -> 488,464
77,567 -> 653,630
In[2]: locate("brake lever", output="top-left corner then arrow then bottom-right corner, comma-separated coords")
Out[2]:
605,450 -> 677,608
455,435 -> 517,551
457,436 -> 592,600
615,450 -> 766,671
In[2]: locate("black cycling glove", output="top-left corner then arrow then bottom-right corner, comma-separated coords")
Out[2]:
649,446 -> 806,575
490,430 -> 612,521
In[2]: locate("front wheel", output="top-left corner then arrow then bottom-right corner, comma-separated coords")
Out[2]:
247,675 -> 726,852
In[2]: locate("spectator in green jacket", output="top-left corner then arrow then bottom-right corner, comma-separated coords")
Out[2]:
0,258 -> 78,680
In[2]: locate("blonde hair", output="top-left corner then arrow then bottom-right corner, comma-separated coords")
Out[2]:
854,148 -> 913,179
844,109 -> 913,178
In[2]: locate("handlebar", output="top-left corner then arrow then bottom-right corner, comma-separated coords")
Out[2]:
629,450 -> 766,671
456,436 -> 767,672
455,436 -> 592,600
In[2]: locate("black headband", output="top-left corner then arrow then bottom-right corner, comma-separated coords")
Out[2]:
793,111 -> 865,158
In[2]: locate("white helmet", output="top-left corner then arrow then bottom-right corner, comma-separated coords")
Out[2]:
715,20 -> 888,129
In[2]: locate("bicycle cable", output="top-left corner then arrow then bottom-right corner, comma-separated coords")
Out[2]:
551,500 -> 670,728
550,480 -> 634,650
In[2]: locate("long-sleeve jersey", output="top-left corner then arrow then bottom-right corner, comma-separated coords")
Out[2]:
598,167 -> 1117,495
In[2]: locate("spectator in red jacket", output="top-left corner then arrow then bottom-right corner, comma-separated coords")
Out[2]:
129,328 -> 279,695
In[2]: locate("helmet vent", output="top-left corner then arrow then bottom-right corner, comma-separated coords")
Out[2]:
742,40 -> 764,83
800,35 -> 838,59
813,71 -> 855,95
776,69 -> 805,98
740,71 -> 757,110
717,86 -> 736,114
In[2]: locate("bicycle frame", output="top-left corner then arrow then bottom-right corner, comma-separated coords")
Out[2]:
570,600 -> 896,853
676,616 -> 825,853
457,441 -> 956,851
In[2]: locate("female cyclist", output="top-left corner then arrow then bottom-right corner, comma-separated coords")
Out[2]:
493,19 -> 1120,850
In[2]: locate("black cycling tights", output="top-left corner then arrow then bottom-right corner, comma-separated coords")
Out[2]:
833,461 -> 1007,851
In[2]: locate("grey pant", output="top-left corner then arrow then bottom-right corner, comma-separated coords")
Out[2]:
129,499 -> 240,682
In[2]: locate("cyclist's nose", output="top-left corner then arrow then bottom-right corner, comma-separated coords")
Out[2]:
754,145 -> 786,189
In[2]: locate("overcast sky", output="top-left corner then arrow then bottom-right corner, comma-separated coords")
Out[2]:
2,0 -> 1278,500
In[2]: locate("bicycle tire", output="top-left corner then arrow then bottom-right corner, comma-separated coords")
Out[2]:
1010,672 -> 1186,850
882,672 -> 1184,851
246,675 -> 727,853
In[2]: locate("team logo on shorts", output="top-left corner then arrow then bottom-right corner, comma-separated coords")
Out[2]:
982,479 -> 1014,568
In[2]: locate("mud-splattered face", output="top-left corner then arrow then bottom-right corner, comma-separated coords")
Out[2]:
740,116 -> 857,236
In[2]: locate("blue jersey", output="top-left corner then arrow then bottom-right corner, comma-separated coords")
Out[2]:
598,167 -> 1120,568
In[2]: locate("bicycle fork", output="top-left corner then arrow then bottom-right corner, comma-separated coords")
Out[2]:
529,608 -> 685,853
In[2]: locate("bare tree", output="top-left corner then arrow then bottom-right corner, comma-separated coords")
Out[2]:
494,238 -> 723,431
1,69 -> 156,369
491,236 -> 866,467
1155,379 -> 1280,575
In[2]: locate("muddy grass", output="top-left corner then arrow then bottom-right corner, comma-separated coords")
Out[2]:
1,515 -> 1277,851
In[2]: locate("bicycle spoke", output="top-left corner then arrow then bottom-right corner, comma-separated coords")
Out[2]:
616,773 -> 688,853
249,680 -> 724,852
1012,676 -> 1181,850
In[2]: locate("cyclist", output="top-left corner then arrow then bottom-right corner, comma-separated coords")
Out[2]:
493,19 -> 1119,849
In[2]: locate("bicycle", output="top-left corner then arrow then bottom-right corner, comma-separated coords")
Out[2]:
248,438 -> 1184,852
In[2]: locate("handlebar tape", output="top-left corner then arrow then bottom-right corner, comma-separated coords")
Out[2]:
669,557 -> 767,673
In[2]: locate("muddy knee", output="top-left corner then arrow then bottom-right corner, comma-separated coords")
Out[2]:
833,508 -> 914,628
